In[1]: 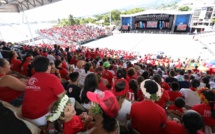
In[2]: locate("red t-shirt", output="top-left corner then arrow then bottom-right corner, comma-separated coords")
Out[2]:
192,104 -> 215,126
130,100 -> 167,134
11,58 -> 21,73
167,90 -> 183,102
102,70 -> 113,86
62,61 -> 67,69
160,82 -> 170,90
162,121 -> 204,134
59,68 -> 69,80
155,90 -> 170,108
167,105 -> 184,113
0,86 -> 23,102
21,61 -> 30,76
63,115 -> 83,134
22,72 -> 64,119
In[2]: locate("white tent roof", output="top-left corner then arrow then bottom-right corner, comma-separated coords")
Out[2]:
0,0 -> 61,12
120,10 -> 194,17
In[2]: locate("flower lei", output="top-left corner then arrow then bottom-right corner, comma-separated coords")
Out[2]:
140,79 -> 162,101
197,87 -> 209,104
92,103 -> 102,115
46,95 -> 70,122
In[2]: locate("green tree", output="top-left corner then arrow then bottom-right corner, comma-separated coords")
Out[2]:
121,8 -> 144,15
211,18 -> 215,23
110,10 -> 121,21
68,15 -> 76,25
60,19 -> 68,26
178,6 -> 191,11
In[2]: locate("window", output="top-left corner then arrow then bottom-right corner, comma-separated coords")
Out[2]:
205,7 -> 214,19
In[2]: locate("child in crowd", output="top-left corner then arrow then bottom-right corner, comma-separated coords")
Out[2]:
47,95 -> 92,134
66,72 -> 82,103
167,97 -> 186,118
167,82 -> 183,102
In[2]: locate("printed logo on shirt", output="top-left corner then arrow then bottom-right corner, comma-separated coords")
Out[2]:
203,110 -> 211,117
26,77 -> 41,91
28,77 -> 38,86
69,88 -> 73,93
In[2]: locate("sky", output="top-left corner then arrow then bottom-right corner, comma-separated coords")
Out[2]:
0,0 -> 146,23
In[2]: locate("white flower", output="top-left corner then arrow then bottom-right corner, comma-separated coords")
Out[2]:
140,79 -> 162,100
46,95 -> 70,122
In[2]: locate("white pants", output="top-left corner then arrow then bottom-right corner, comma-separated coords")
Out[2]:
26,112 -> 50,127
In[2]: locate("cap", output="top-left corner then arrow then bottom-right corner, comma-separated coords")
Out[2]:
112,79 -> 129,96
87,91 -> 119,118
103,62 -> 110,68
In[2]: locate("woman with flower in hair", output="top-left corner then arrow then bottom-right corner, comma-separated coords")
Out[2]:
112,78 -> 131,127
129,79 -> 167,134
192,90 -> 215,134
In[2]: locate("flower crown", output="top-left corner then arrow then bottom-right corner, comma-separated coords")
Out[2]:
46,95 -> 70,122
140,79 -> 162,101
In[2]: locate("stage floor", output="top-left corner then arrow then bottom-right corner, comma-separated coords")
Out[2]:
83,33 -> 213,60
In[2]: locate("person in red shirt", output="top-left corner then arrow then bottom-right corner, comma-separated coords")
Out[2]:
192,90 -> 215,133
20,55 -> 33,76
153,75 -> 170,108
192,66 -> 200,74
55,60 -> 69,80
9,51 -> 21,73
167,82 -> 183,102
102,62 -> 113,87
0,58 -> 25,106
163,110 -> 204,134
22,56 -> 65,126
167,97 -> 186,118
130,79 -> 167,134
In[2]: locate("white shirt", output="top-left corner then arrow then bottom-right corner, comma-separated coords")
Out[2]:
47,54 -> 55,63
116,99 -> 131,126
180,88 -> 200,107
78,69 -> 92,87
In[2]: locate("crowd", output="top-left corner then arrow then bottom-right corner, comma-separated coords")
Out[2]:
0,40 -> 215,134
38,25 -> 112,45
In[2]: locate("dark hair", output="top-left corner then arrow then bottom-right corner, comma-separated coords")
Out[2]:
182,110 -> 204,134
171,82 -> 180,91
191,79 -> 200,88
8,51 -> 15,63
203,90 -> 215,118
127,67 -> 135,77
84,63 -> 91,73
20,54 -> 32,68
184,74 -> 189,80
175,97 -> 185,108
202,77 -> 210,89
116,69 -> 125,79
169,70 -> 175,77
152,74 -> 162,84
129,79 -> 138,100
0,58 -> 6,67
179,70 -> 185,75
69,72 -> 79,82
55,60 -> 62,68
101,107 -> 117,133
115,81 -> 126,92
144,80 -> 158,94
32,56 -> 50,72
137,76 -> 144,85
81,73 -> 98,104
142,71 -> 149,79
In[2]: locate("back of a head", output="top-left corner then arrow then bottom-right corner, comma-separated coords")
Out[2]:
169,70 -> 175,77
69,72 -> 79,82
182,110 -> 204,134
144,80 -> 158,94
0,58 -> 6,67
33,56 -> 49,72
117,69 -> 125,79
142,71 -> 149,79
184,74 -> 189,80
171,82 -> 180,91
84,63 -> 91,73
179,70 -> 184,75
175,97 -> 185,108
152,74 -> 161,84
115,81 -> 126,92
137,76 -> 144,85
203,90 -> 215,118
191,79 -> 200,88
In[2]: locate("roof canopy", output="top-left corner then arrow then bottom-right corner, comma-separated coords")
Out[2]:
0,0 -> 61,12
120,10 -> 194,17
